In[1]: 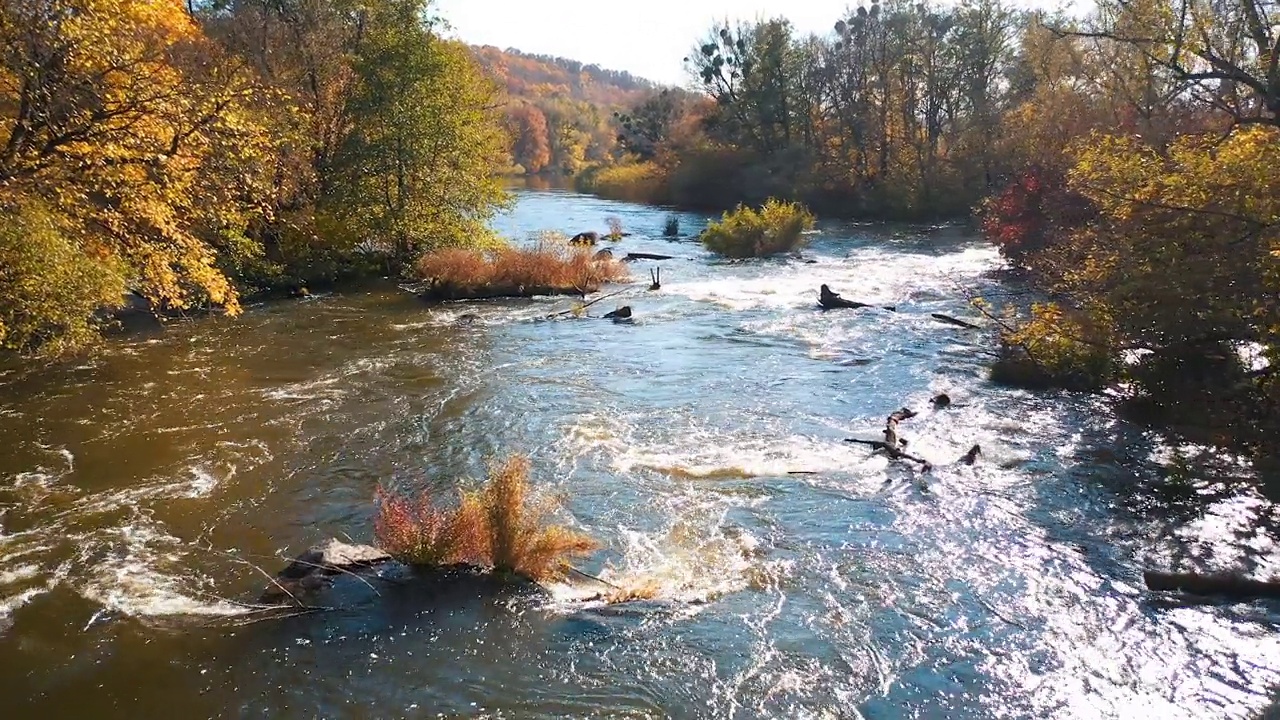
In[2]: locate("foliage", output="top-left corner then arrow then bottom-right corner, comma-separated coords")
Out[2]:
980,168 -> 1094,265
700,200 -> 815,258
0,0 -> 515,354
326,7 -> 509,264
576,162 -> 669,204
0,0 -> 268,324
415,243 -> 629,297
0,201 -> 127,355
976,0 -> 1280,452
507,103 -> 553,174
374,454 -> 597,582
614,89 -> 685,160
991,303 -> 1118,391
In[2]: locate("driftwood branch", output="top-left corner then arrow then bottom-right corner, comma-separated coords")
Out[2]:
846,407 -> 933,470
931,313 -> 982,330
1144,570 -> 1280,601
819,284 -> 896,311
547,288 -> 630,318
624,252 -> 676,261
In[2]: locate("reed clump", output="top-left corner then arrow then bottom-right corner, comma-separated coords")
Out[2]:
374,454 -> 598,582
415,243 -> 628,300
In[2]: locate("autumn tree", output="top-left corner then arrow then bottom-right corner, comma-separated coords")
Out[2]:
507,103 -> 552,174
0,0 -> 514,354
0,0 -> 274,347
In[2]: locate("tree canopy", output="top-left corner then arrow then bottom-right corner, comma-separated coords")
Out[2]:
0,0 -> 510,354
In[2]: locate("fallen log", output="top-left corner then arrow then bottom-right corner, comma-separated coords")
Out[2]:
623,252 -> 676,261
1143,570 -> 1280,600
931,313 -> 982,330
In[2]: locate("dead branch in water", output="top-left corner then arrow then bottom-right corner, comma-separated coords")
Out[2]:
547,288 -> 631,318
931,313 -> 982,330
1144,570 -> 1280,601
845,408 -> 983,471
845,407 -> 933,470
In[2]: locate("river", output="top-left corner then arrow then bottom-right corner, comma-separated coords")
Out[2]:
1,189 -> 1278,719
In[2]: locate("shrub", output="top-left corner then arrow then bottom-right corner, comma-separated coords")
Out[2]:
990,303 -> 1117,392
415,242 -> 628,299
0,199 -> 127,355
373,485 -> 488,567
374,454 -> 597,582
576,162 -> 668,204
479,455 -> 598,581
663,216 -> 680,237
979,167 -> 1094,268
700,199 -> 815,258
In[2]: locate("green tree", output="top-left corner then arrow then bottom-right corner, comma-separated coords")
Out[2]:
326,0 -> 509,263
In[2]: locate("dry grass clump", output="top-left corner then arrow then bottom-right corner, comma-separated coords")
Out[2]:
480,455 -> 599,581
373,485 -> 488,566
605,216 -> 624,240
700,199 -> 815,258
374,454 -> 598,583
415,243 -> 628,299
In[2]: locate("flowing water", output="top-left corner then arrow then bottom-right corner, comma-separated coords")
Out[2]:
1,189 -> 1279,719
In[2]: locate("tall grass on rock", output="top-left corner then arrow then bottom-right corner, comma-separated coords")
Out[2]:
374,454 -> 597,582
415,242 -> 628,299
480,455 -> 597,581
700,199 -> 815,259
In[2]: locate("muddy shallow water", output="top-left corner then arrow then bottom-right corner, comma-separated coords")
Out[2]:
1,189 -> 1278,718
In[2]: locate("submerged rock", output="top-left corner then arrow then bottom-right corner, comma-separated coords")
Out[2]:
260,539 -> 552,606
570,231 -> 599,246
603,306 -> 632,322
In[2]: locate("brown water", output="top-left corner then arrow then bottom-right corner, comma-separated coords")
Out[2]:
1,189 -> 1279,718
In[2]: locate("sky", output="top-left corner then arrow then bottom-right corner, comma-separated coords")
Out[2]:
433,0 -> 1068,86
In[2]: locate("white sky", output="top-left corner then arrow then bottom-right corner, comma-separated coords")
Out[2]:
434,0 -> 1075,86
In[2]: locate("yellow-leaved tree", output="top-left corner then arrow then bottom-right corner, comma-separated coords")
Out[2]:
0,0 -> 275,351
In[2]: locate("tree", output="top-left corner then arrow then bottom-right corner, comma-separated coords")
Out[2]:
327,0 -> 509,261
508,103 -> 551,174
0,0 -> 274,316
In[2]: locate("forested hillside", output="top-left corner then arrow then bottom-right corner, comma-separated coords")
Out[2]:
470,46 -> 669,175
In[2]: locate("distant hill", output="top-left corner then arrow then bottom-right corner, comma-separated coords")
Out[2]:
471,46 -> 657,109
469,46 -> 665,175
